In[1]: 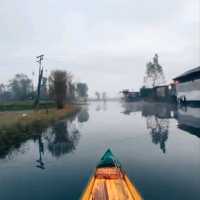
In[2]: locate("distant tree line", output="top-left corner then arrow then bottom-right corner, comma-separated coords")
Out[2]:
0,70 -> 88,109
95,91 -> 107,101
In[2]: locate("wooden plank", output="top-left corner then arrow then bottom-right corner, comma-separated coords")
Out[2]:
80,176 -> 95,200
81,168 -> 143,200
91,179 -> 109,200
124,175 -> 143,200
109,179 -> 133,200
96,167 -> 123,179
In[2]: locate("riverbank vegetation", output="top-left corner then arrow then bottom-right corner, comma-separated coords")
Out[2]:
0,105 -> 79,158
0,70 -> 89,109
0,68 -> 88,157
0,100 -> 56,111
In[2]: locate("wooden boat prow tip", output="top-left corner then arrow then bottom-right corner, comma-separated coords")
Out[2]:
81,149 -> 143,200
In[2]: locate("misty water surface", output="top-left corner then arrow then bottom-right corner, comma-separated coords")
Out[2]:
0,101 -> 199,200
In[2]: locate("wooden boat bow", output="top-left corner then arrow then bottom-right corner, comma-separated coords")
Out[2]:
80,149 -> 143,200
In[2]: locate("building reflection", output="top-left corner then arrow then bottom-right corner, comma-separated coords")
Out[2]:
121,102 -> 176,153
176,106 -> 200,138
122,101 -> 200,152
121,102 -> 143,115
142,103 -> 174,153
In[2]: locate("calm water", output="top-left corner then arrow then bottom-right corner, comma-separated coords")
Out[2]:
0,101 -> 199,200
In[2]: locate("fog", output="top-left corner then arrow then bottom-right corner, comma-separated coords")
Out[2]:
0,0 -> 199,97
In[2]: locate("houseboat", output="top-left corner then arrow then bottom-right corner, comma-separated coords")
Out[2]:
121,90 -> 140,102
176,106 -> 200,138
173,66 -> 200,104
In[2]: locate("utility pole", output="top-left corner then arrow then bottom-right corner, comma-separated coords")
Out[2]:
34,54 -> 44,108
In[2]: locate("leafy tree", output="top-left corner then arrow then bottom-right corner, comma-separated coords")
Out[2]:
9,74 -> 32,100
48,70 -> 72,109
144,54 -> 165,88
76,83 -> 88,98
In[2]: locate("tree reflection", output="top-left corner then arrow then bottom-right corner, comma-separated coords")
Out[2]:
121,102 -> 173,153
78,109 -> 89,123
103,102 -> 107,111
146,116 -> 169,153
47,120 -> 80,158
96,104 -> 101,111
142,103 -> 172,153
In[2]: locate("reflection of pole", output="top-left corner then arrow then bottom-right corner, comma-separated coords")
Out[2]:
34,54 -> 44,108
36,135 -> 45,170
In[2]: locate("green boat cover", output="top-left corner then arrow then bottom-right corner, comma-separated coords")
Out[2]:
97,149 -> 121,168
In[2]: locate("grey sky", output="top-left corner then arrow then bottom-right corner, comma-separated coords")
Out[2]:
0,0 -> 199,97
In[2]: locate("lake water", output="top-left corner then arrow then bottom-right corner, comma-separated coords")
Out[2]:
0,101 -> 199,200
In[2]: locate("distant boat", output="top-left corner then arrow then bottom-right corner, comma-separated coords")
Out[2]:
80,149 -> 143,200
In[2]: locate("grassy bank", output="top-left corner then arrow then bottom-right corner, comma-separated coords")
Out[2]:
0,104 -> 80,158
0,100 -> 56,111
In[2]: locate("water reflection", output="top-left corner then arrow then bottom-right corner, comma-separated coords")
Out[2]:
47,120 -> 80,158
0,102 -> 199,200
95,102 -> 107,111
122,101 -> 200,153
1,102 -> 200,162
0,112 -> 81,161
121,101 -> 142,115
35,135 -> 45,169
146,116 -> 169,153
176,106 -> 200,138
142,103 -> 175,153
78,108 -> 89,123
122,102 -> 176,153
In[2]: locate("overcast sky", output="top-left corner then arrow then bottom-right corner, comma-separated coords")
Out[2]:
0,0 -> 199,97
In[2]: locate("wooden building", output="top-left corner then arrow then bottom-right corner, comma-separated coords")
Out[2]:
121,90 -> 140,102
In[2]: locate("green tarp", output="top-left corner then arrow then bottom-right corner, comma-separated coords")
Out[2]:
97,149 -> 121,168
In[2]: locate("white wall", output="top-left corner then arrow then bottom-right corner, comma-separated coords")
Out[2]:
176,79 -> 200,101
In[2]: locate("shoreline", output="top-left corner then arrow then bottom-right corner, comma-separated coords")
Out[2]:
0,104 -> 80,158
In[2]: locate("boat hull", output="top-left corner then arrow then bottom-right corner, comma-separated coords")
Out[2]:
81,149 -> 143,200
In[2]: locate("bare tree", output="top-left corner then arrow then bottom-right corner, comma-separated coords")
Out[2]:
48,70 -> 72,109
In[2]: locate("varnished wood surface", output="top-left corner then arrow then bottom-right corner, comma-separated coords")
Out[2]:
81,167 -> 143,200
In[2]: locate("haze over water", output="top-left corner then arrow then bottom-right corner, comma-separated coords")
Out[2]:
0,101 -> 199,200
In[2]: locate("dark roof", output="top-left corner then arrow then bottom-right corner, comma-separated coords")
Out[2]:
154,85 -> 168,88
174,66 -> 200,80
